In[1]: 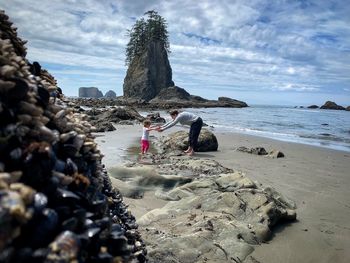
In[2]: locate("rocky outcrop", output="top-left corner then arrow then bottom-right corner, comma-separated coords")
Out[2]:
346,106 -> 350,111
307,105 -> 319,109
237,146 -> 285,158
218,96 -> 248,107
146,112 -> 166,124
84,106 -> 144,132
150,86 -> 191,102
104,90 -> 116,98
160,129 -> 218,152
320,101 -> 345,110
0,10 -> 27,57
0,11 -> 145,262
123,40 -> 174,101
79,87 -> 103,98
118,155 -> 296,263
139,172 -> 296,263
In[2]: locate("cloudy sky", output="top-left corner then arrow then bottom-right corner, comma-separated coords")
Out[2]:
1,0 -> 350,105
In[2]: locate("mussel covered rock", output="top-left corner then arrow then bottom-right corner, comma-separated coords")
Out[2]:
0,10 -> 146,262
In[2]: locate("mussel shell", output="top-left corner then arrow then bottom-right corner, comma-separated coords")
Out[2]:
34,192 -> 48,213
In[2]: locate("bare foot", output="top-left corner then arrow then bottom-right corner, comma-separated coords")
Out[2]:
186,150 -> 194,156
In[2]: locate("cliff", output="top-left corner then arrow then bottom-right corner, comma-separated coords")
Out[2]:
79,87 -> 103,98
123,40 -> 174,101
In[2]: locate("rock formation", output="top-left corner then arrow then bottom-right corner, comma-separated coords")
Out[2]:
150,86 -> 191,102
218,96 -> 248,107
83,106 -> 145,132
104,90 -> 116,98
307,105 -> 319,109
320,101 -> 345,110
159,129 -> 219,152
0,10 -> 146,262
119,152 -> 296,263
79,87 -> 103,98
237,147 -> 285,158
123,40 -> 174,101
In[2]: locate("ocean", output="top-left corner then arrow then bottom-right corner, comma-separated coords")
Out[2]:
180,105 -> 350,152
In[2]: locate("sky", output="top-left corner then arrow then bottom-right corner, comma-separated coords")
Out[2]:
1,0 -> 350,106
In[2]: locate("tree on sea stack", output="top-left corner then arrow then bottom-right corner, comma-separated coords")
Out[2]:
123,10 -> 174,101
125,10 -> 170,66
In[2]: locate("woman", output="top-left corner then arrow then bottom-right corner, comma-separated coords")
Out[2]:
158,110 -> 203,156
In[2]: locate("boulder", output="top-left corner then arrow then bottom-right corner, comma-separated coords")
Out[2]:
346,106 -> 350,111
320,101 -> 345,110
93,121 -> 116,132
79,87 -> 103,98
160,129 -> 218,152
150,86 -> 191,102
307,105 -> 319,109
123,40 -> 174,101
104,90 -> 116,98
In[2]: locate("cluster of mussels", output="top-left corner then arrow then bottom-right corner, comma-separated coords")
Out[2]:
0,10 -> 146,262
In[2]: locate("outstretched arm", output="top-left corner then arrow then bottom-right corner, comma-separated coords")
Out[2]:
159,116 -> 181,131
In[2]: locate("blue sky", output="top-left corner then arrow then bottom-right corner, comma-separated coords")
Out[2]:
1,0 -> 350,106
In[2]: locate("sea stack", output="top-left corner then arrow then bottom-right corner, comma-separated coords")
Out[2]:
123,40 -> 174,101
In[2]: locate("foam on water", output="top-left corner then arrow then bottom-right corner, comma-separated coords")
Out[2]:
183,106 -> 350,152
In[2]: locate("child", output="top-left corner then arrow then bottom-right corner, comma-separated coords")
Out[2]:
140,119 -> 157,154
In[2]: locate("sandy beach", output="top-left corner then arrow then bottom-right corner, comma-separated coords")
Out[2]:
95,124 -> 350,263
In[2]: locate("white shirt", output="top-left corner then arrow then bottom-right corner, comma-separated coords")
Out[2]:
160,112 -> 199,131
141,127 -> 150,140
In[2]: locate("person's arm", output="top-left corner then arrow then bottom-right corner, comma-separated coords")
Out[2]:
160,115 -> 181,131
146,127 -> 158,131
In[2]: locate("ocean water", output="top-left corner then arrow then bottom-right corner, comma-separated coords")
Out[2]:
182,105 -> 350,152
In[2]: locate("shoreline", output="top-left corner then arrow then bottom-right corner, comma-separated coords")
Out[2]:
96,124 -> 350,263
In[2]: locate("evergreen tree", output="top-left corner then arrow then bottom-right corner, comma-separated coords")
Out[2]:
125,10 -> 170,65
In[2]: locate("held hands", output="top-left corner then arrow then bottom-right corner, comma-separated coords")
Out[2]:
155,126 -> 163,132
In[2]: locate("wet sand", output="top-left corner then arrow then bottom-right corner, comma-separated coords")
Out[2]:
95,124 -> 350,263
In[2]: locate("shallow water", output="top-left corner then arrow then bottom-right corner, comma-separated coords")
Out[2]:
143,105 -> 350,152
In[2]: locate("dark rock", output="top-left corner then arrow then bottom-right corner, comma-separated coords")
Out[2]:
93,121 -> 116,132
307,105 -> 319,109
237,146 -> 268,155
146,112 -> 166,124
123,40 -> 174,101
218,96 -> 248,107
104,90 -> 116,99
346,106 -> 350,111
320,101 -> 345,110
268,150 -> 285,158
150,86 -> 191,102
160,129 -> 218,152
0,10 -> 146,262
79,87 -> 103,98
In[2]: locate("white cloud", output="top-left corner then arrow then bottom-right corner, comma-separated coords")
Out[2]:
1,0 -> 349,103
275,83 -> 320,92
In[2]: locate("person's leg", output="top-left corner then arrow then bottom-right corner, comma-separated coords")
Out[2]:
140,140 -> 144,154
188,118 -> 203,155
141,140 -> 148,154
144,140 -> 150,153
185,126 -> 194,153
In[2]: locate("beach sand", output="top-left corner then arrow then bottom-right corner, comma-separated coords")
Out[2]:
95,124 -> 350,263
